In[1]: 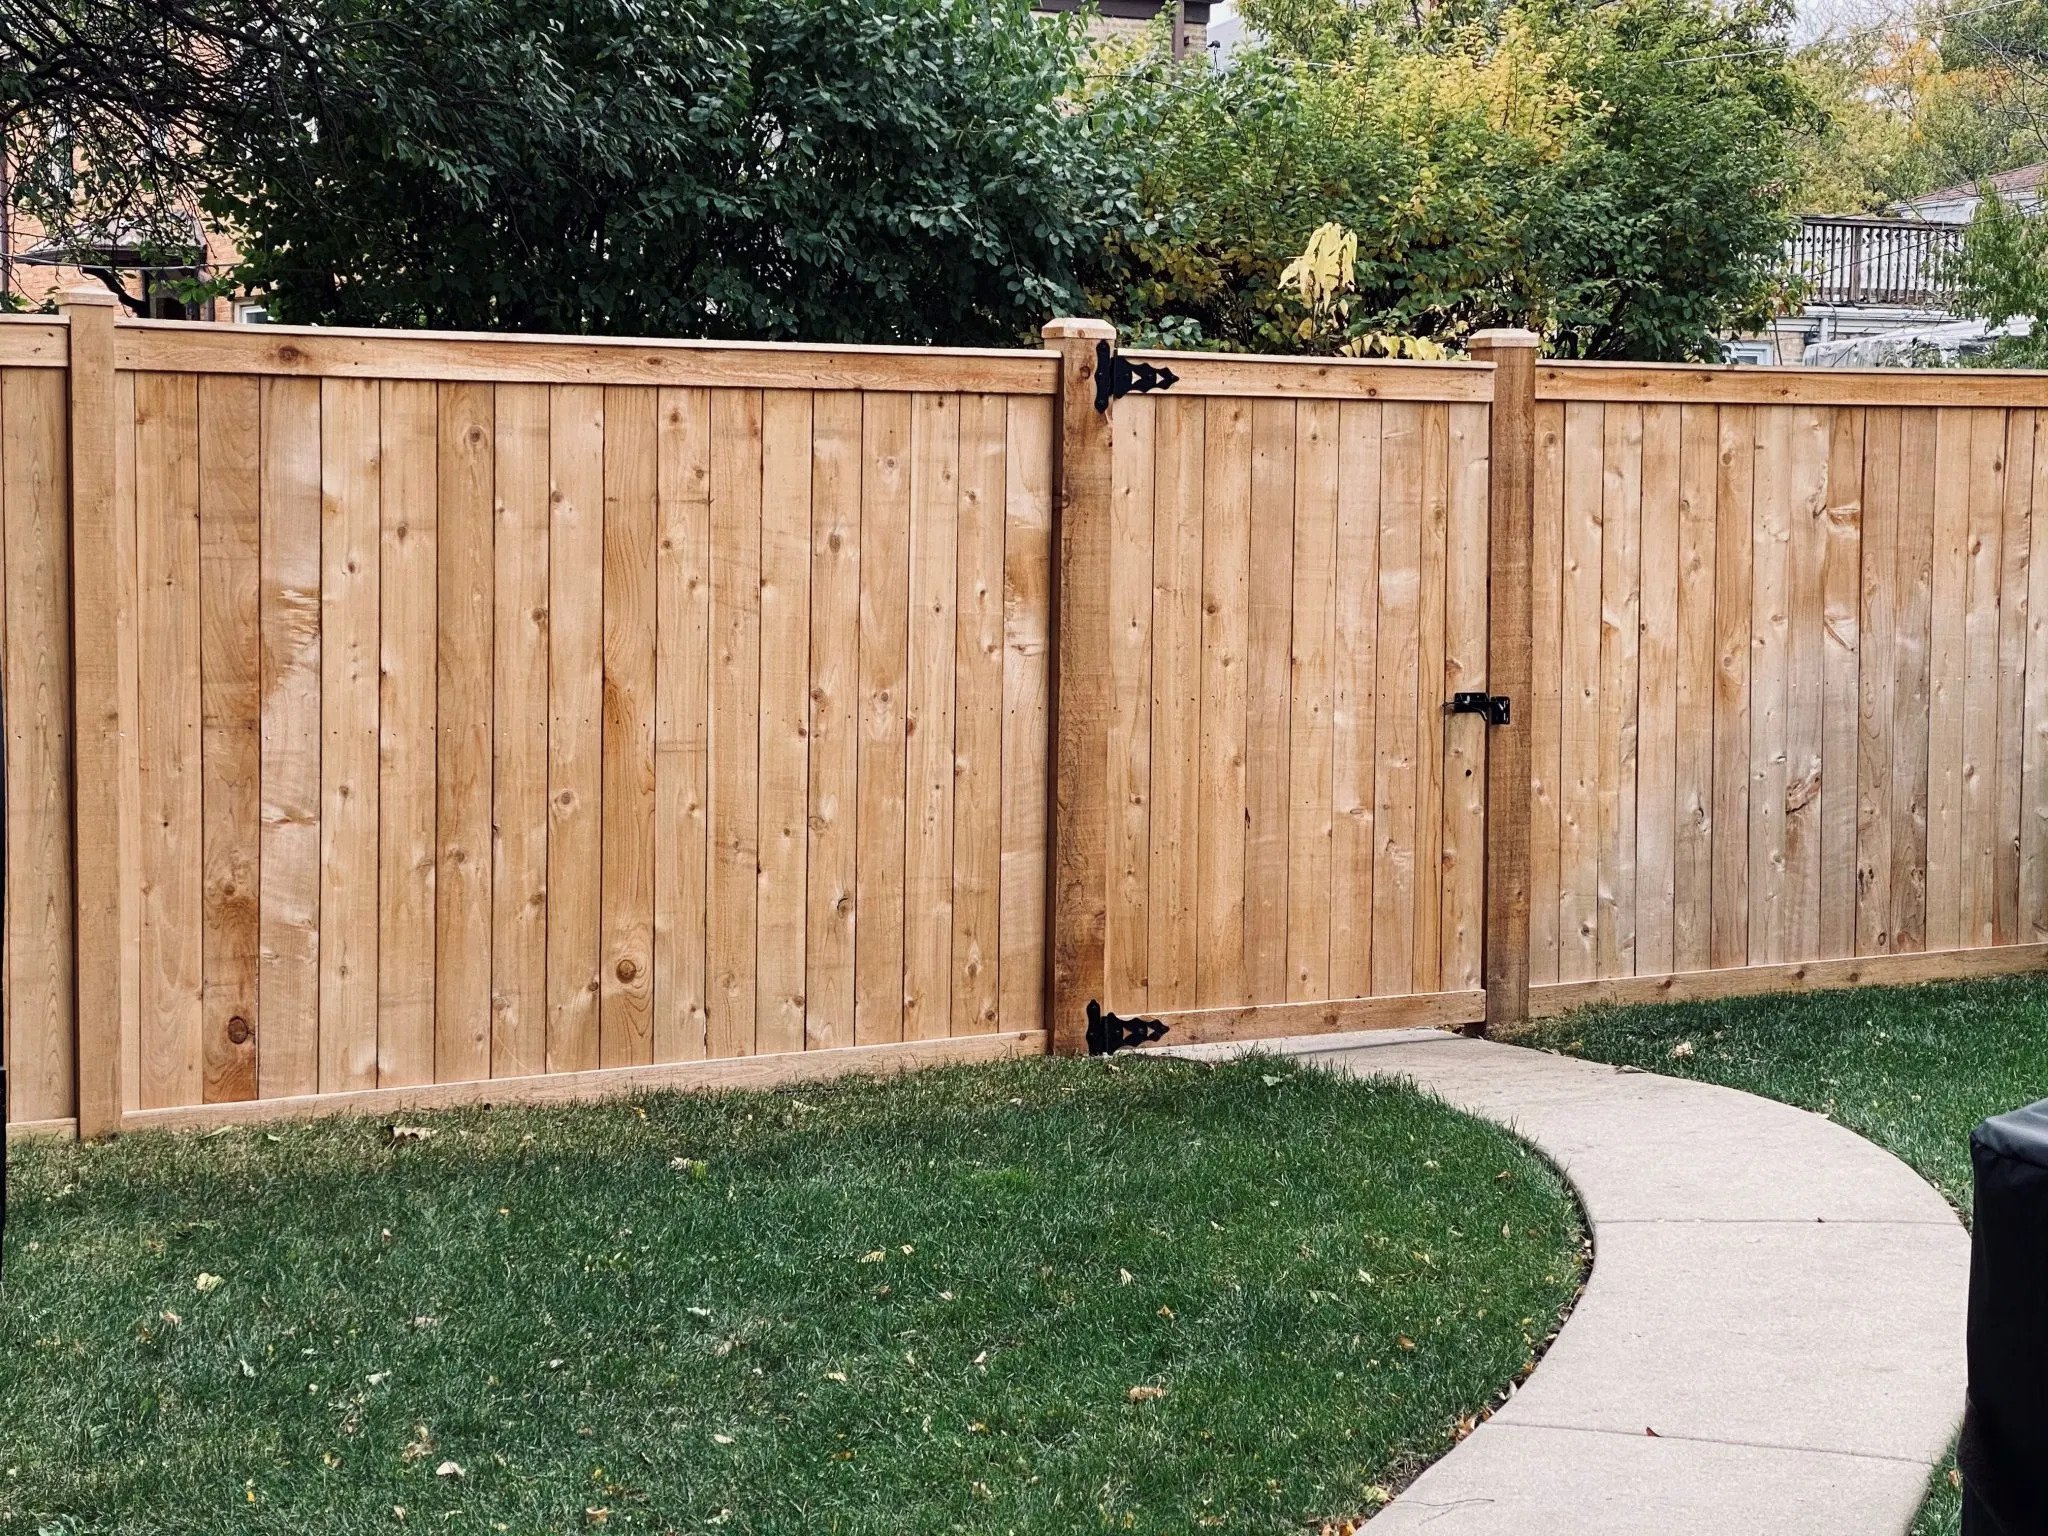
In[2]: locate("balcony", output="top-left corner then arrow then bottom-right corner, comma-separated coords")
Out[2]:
1785,216 -> 1963,309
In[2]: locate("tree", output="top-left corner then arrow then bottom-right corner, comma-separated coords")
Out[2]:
11,0 -> 1133,342
1941,189 -> 2048,365
1086,0 -> 1809,361
211,0 -> 1135,342
3,0 -> 291,304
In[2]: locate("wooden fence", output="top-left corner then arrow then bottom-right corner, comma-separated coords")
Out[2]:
5,299 -> 2046,1137
1524,365 -> 2048,1012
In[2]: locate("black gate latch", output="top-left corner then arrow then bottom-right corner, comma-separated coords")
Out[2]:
1449,692 -> 1511,726
1087,1001 -> 1169,1055
1095,342 -> 1179,413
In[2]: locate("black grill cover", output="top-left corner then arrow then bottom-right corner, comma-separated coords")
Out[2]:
1961,1099 -> 2048,1536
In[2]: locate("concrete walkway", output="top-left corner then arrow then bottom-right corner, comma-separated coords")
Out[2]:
1166,1029 -> 1969,1535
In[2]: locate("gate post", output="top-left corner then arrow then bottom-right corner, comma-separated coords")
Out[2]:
1044,318 -> 1117,1056
60,285 -> 124,1137
1468,329 -> 1540,1037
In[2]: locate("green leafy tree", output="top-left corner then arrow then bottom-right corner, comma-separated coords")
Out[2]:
206,0 -> 1127,341
11,0 -> 1131,342
1942,190 -> 2048,365
1088,0 -> 1808,360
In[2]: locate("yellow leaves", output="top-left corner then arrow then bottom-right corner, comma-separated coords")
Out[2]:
1340,332 -> 1452,361
1126,1384 -> 1169,1403
194,1273 -> 224,1294
1670,1040 -> 1696,1061
1280,221 -> 1360,316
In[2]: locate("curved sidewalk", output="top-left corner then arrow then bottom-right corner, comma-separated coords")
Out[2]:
1172,1029 -> 1969,1535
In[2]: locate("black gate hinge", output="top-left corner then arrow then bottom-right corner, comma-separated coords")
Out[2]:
1086,1001 -> 1169,1055
1095,342 -> 1179,413
1449,691 -> 1511,726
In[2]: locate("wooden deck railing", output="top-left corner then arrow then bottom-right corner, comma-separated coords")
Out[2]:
1786,216 -> 1962,308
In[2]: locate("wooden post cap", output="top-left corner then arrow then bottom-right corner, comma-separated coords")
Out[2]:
1468,327 -> 1541,349
1042,317 -> 1117,342
56,284 -> 119,308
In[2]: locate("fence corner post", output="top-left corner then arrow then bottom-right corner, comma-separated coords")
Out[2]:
1043,317 -> 1117,1058
1468,328 -> 1540,1039
59,284 -> 123,1138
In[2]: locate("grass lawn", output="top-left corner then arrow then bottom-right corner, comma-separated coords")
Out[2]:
1527,971 -> 2048,1536
0,1054 -> 1584,1536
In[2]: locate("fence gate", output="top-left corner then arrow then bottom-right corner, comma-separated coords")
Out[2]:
1045,327 -> 1537,1054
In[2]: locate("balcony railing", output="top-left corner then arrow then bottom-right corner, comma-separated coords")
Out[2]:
1785,216 -> 1962,308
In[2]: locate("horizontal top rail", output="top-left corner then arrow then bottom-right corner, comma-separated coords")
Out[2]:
1539,360 -> 2048,408
1123,349 -> 1494,401
0,318 -> 71,367
108,318 -> 1062,393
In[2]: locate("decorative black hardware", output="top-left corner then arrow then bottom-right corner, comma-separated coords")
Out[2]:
1087,1000 -> 1169,1055
1095,342 -> 1179,413
1449,691 -> 1511,726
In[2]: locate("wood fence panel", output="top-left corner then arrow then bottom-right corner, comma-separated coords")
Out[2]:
1,324 -> 1059,1129
2,365 -> 75,1123
755,390 -> 813,1056
803,392 -> 859,1050
436,382 -> 495,1085
377,378 -> 438,1090
546,384 -> 605,1073
1329,401 -> 1384,1000
654,387 -> 714,1061
23,317 -> 2048,1133
953,394 -> 1008,1035
1148,396 -> 1205,1011
490,384 -> 551,1078
602,386 -> 659,1066
1995,412 -> 2034,945
1100,369 -> 1491,1036
1107,398 -> 1154,1013
317,377 -> 381,1095
198,373 -> 261,1103
1529,401 -> 1565,985
1673,404 -> 1718,973
1531,367 -> 2048,992
1891,409 -> 1938,954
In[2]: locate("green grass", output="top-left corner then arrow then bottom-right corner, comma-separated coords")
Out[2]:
1527,972 -> 2048,1536
0,1054 -> 1585,1536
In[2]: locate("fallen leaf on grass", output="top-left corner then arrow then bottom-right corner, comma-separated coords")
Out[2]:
195,1273 -> 224,1294
1126,1385 -> 1168,1403
388,1126 -> 437,1143
1669,1041 -> 1695,1061
436,1462 -> 464,1479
